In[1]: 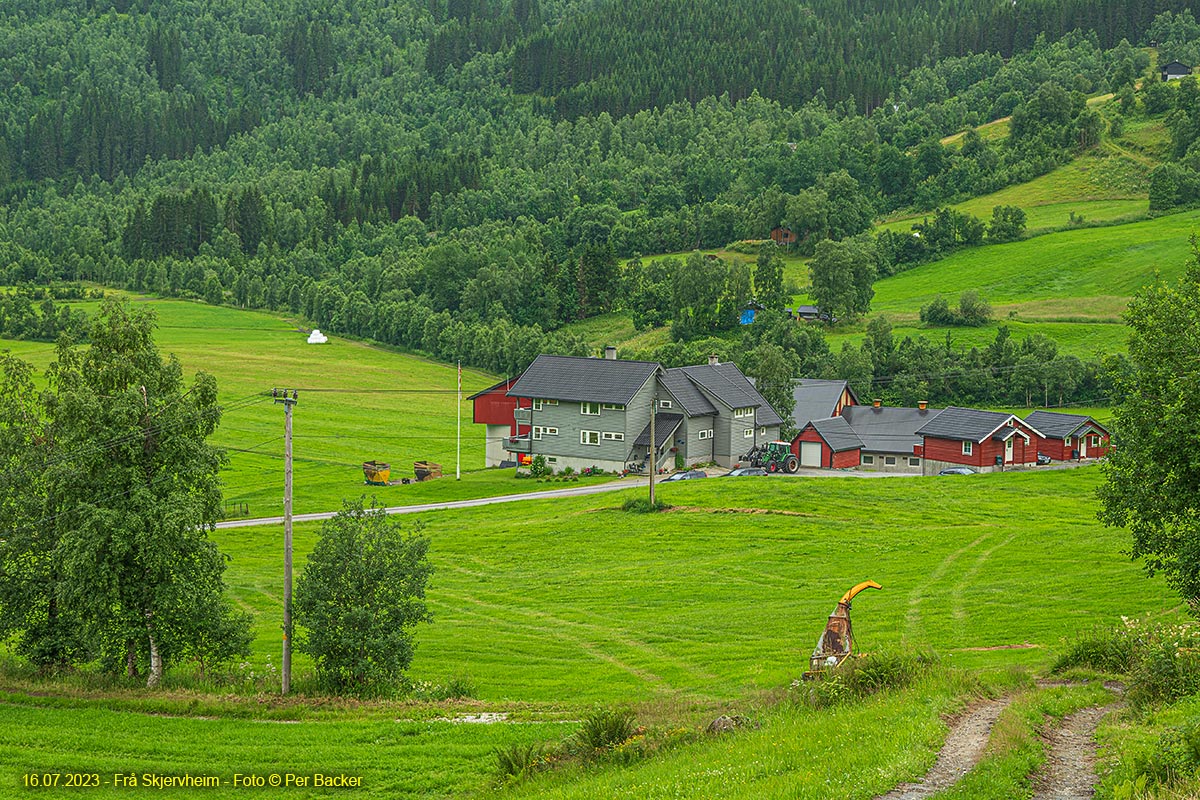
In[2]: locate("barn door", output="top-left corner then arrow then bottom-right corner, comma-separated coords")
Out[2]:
800,441 -> 822,467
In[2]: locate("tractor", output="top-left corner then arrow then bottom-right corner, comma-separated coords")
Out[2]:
743,440 -> 800,473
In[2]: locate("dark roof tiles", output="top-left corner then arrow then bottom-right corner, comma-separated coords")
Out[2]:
507,355 -> 659,404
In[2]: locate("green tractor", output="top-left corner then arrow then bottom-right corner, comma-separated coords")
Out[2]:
743,440 -> 799,473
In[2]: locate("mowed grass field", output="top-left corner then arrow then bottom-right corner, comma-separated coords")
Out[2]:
215,467 -> 1175,701
0,467 -> 1177,798
0,297 -> 586,518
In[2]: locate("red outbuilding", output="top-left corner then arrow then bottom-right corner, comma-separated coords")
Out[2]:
915,407 -> 1044,474
793,416 -> 864,469
1024,410 -> 1110,460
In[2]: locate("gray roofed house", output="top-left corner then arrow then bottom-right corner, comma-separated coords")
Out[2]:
809,416 -> 864,452
843,405 -> 942,454
1024,410 -> 1108,439
506,354 -> 660,405
915,406 -> 1042,442
791,379 -> 859,429
501,354 -> 786,473
659,370 -> 718,416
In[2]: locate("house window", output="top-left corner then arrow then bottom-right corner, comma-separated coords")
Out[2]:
545,427 -> 558,436
862,455 -> 875,465
909,457 -> 921,467
533,426 -> 544,440
1065,436 -> 1073,447
962,441 -> 973,455
659,400 -> 672,409
532,399 -> 543,411
547,457 -> 557,463
581,402 -> 600,415
884,456 -> 897,466
580,430 -> 600,445
601,403 -> 625,411
545,399 -> 558,405
743,428 -> 754,437
699,429 -> 712,440
1089,435 -> 1101,447
602,432 -> 624,441
759,426 -> 767,436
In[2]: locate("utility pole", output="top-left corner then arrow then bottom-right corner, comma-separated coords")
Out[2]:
272,388 -> 298,695
649,394 -> 656,506
456,361 -> 462,481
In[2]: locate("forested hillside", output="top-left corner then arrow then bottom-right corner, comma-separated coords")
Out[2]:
2,1 -> 1199,385
511,0 -> 1189,117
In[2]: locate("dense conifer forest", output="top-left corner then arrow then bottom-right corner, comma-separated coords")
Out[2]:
2,0 -> 1199,401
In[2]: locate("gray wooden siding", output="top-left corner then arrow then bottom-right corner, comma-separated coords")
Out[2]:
526,399 -> 631,465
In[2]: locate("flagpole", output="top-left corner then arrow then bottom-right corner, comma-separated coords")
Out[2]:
456,361 -> 462,480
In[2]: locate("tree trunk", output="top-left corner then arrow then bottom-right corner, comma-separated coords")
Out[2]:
146,621 -> 163,689
126,639 -> 139,679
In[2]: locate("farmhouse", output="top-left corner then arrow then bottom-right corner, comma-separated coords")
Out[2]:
467,377 -> 530,467
842,401 -> 941,472
1025,410 -> 1110,460
500,353 -> 783,473
1161,60 -> 1192,81
915,406 -> 1043,474
793,416 -> 863,469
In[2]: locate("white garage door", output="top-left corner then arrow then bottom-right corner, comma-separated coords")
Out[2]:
800,441 -> 822,468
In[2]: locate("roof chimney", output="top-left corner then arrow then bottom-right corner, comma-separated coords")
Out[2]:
708,354 -> 719,366
604,346 -> 617,360
918,400 -> 928,411
873,398 -> 882,408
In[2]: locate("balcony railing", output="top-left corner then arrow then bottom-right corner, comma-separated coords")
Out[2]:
505,435 -> 532,453
513,408 -> 532,424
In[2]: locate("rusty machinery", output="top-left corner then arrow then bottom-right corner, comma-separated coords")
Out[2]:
805,580 -> 882,678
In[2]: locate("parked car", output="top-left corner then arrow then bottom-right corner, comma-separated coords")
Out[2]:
724,467 -> 769,477
660,469 -> 707,481
938,466 -> 977,475
1036,452 -> 1052,465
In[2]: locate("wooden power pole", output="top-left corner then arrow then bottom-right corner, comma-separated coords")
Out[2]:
273,388 -> 298,694
649,396 -> 656,505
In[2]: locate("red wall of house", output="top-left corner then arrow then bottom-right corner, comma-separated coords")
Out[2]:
473,383 -> 530,434
1041,433 -> 1110,460
924,426 -> 1038,468
832,448 -> 861,469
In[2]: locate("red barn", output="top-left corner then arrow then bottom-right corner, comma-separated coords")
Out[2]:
468,378 -> 530,467
915,407 -> 1044,474
793,416 -> 863,469
1024,411 -> 1110,460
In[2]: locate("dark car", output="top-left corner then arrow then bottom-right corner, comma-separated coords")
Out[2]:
938,466 -> 978,475
660,469 -> 707,481
724,467 -> 769,477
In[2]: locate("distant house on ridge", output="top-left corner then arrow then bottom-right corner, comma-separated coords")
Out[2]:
1161,60 -> 1192,81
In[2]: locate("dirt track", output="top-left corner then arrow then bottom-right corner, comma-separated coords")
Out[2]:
878,698 -> 1011,799
1032,704 -> 1116,800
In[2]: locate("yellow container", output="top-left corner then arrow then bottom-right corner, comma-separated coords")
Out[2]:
363,461 -> 391,485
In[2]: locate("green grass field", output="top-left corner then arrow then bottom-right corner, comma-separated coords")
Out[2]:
878,151 -> 1151,236
1,467 -> 1179,797
0,297 -> 603,518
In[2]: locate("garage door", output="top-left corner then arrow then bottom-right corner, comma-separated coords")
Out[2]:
799,441 -> 822,468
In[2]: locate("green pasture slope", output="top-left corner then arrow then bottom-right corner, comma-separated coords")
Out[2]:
0,297 -> 575,518
0,468 -> 1178,797
828,207 -> 1200,356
